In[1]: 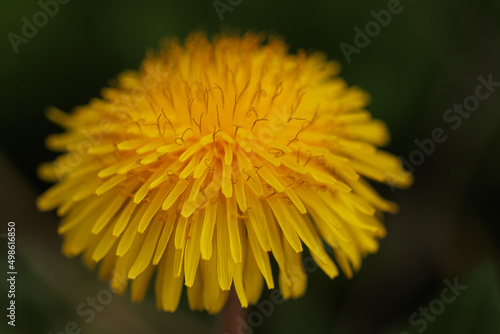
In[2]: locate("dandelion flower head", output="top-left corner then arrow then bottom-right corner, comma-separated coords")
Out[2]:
37,32 -> 412,313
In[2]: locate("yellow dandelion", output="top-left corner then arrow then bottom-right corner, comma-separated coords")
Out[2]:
37,32 -> 412,313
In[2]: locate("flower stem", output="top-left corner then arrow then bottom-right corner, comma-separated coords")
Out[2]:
221,289 -> 245,334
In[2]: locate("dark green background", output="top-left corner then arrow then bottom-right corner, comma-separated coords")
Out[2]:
1,0 -> 500,333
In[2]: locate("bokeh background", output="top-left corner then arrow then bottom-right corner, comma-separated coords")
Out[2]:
1,0 -> 500,333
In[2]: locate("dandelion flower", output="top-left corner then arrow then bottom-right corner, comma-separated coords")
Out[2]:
37,32 -> 412,313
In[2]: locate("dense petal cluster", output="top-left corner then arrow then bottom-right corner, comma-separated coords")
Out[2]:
37,32 -> 412,313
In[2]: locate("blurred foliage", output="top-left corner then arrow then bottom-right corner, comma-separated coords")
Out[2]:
1,0 -> 500,333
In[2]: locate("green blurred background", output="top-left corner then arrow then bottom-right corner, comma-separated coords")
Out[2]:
1,0 -> 500,333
